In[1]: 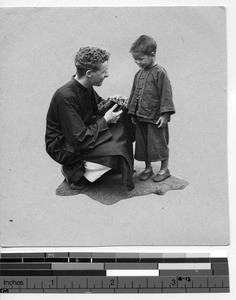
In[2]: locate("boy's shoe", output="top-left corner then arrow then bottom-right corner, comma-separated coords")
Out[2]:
139,169 -> 154,181
153,170 -> 171,182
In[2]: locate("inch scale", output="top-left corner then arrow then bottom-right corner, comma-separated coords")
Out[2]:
0,252 -> 229,293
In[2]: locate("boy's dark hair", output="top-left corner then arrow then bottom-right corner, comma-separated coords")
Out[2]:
75,46 -> 110,78
130,35 -> 157,55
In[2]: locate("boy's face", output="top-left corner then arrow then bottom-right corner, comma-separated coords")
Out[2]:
132,52 -> 155,69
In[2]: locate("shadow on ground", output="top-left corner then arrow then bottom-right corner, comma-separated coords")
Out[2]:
56,168 -> 189,205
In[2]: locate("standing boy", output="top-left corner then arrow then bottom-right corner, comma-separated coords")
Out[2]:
127,35 -> 175,182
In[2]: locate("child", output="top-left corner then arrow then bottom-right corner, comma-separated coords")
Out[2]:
127,35 -> 175,182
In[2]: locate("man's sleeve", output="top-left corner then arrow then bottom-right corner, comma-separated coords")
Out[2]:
57,94 -> 113,151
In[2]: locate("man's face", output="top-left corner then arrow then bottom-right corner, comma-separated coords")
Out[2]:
89,61 -> 109,86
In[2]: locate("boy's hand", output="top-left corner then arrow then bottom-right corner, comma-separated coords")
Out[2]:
156,114 -> 168,128
104,104 -> 123,123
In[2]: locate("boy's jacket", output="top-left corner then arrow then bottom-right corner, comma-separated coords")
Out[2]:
127,64 -> 175,123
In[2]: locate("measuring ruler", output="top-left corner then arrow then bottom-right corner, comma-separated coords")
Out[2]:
0,252 -> 229,293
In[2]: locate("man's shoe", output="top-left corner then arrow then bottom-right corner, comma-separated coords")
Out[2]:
68,182 -> 85,190
67,176 -> 90,190
139,169 -> 154,181
153,170 -> 171,182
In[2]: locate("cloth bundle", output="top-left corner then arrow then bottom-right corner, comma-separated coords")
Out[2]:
98,96 -> 128,112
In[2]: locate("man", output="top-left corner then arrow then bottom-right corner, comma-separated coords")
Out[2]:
45,46 -> 135,191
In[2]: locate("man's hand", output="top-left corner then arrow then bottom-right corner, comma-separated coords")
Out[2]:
156,114 -> 168,128
104,104 -> 123,124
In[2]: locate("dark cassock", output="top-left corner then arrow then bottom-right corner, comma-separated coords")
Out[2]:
45,77 -> 135,191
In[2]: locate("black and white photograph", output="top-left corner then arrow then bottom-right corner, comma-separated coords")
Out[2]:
0,5 -> 230,249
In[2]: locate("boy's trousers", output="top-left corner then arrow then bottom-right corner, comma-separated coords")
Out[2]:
135,120 -> 169,162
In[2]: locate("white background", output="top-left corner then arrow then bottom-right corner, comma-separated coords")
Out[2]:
0,0 -> 236,299
0,5 -> 229,247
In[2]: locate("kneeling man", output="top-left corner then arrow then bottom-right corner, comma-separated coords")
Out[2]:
45,46 -> 134,191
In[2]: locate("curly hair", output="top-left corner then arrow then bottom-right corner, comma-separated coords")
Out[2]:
130,35 -> 157,55
75,46 -> 110,77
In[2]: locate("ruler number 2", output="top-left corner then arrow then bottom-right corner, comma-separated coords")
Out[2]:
110,279 -> 115,287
